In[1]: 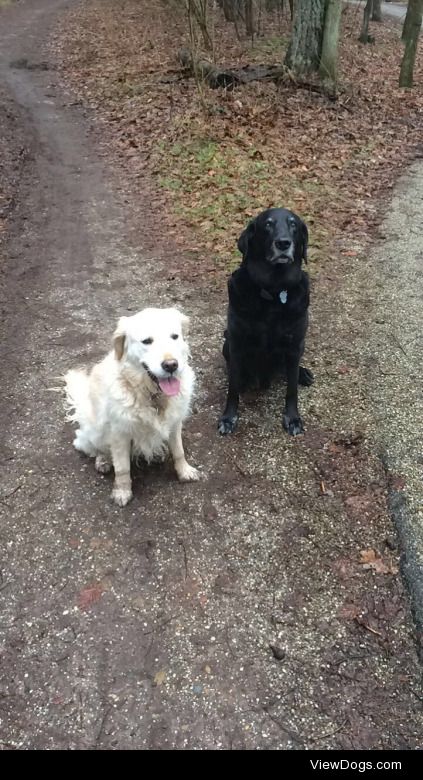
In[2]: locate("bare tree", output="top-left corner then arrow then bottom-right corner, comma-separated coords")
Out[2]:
359,0 -> 374,43
399,0 -> 423,87
218,0 -> 259,35
402,0 -> 413,40
244,0 -> 256,35
371,0 -> 382,22
220,0 -> 241,22
285,0 -> 326,74
265,0 -> 291,14
186,0 -> 213,50
319,0 -> 342,83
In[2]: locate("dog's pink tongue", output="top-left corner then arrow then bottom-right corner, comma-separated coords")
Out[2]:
158,377 -> 181,396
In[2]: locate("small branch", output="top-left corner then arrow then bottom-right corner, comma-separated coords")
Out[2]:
95,705 -> 112,746
0,581 -> 12,592
143,613 -> 180,636
179,539 -> 189,579
0,484 -> 22,501
311,719 -> 349,743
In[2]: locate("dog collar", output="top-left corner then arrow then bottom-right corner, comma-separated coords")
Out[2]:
260,289 -> 288,304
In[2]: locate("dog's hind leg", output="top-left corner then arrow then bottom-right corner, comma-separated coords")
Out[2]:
169,422 -> 200,482
73,430 -> 97,458
299,366 -> 314,387
95,454 -> 112,474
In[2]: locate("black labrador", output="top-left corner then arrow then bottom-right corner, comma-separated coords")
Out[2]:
218,207 -> 313,436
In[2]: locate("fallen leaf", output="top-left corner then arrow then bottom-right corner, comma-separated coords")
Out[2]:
338,603 -> 361,620
359,549 -> 398,575
153,670 -> 167,686
77,581 -> 105,611
360,549 -> 378,564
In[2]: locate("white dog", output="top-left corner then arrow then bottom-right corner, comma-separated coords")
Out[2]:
64,307 -> 199,506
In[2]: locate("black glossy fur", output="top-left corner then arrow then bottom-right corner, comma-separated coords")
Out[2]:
218,207 -> 314,436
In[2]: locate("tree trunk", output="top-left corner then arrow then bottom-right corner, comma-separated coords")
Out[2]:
359,0 -> 374,43
272,0 -> 292,21
399,0 -> 423,87
222,0 -> 241,21
402,0 -> 413,40
285,0 -> 326,74
371,0 -> 382,21
319,0 -> 342,83
244,0 -> 255,36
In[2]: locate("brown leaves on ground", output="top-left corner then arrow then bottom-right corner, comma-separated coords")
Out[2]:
77,580 -> 106,610
359,548 -> 399,575
338,588 -> 406,648
50,1 -> 423,275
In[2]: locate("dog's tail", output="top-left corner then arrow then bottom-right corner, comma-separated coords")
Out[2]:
63,368 -> 92,426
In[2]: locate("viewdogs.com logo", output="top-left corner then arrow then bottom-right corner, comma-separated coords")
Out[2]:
310,761 -> 401,772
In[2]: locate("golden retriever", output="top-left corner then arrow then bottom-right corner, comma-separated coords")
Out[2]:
64,308 -> 199,506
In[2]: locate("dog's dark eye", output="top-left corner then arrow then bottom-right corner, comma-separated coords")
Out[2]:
170,334 -> 179,340
289,218 -> 297,229
141,337 -> 153,345
265,219 -> 274,229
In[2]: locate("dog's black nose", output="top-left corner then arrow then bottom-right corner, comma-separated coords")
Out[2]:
161,359 -> 178,374
275,239 -> 292,252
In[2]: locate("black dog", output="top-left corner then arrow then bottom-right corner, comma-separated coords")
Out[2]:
218,207 -> 313,436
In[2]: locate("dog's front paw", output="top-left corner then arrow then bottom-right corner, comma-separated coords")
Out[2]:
177,463 -> 201,482
218,415 -> 238,435
283,414 -> 304,436
112,487 -> 133,507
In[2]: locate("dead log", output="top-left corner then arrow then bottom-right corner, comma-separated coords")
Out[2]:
177,48 -> 285,89
176,49 -> 338,99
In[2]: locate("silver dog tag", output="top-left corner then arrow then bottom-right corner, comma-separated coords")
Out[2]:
279,290 -> 287,304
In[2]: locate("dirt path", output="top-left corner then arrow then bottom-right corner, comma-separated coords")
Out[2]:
0,0 -> 422,750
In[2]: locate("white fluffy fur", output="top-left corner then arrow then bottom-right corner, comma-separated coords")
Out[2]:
64,307 -> 199,506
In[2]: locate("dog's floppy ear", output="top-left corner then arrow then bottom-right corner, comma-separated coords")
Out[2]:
113,316 -> 128,361
300,219 -> 308,264
237,218 -> 256,258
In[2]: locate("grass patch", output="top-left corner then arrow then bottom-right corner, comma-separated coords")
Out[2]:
154,126 -> 336,270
